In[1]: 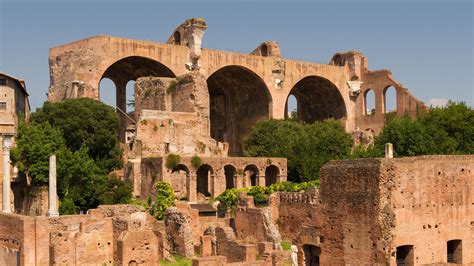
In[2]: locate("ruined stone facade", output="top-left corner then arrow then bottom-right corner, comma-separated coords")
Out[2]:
2,155 -> 471,265
46,18 -> 423,146
271,155 -> 473,265
0,72 -> 30,214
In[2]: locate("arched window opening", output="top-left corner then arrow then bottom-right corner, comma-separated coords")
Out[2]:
364,89 -> 375,116
285,94 -> 298,120
207,66 -> 272,156
303,244 -> 321,266
99,78 -> 116,108
125,80 -> 135,113
384,86 -> 397,113
287,76 -> 346,123
173,31 -> 181,45
261,44 -> 268,57
197,164 -> 213,198
224,165 -> 236,189
265,165 -> 279,186
244,165 -> 259,187
170,164 -> 189,198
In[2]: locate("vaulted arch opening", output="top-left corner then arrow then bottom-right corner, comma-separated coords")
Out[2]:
197,164 -> 214,198
207,66 -> 272,156
224,165 -> 237,190
244,164 -> 259,187
285,76 -> 346,123
265,165 -> 279,186
364,89 -> 376,116
384,86 -> 397,113
170,164 -> 189,198
99,56 -> 175,142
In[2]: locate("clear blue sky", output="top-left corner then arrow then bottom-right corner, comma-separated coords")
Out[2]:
1,0 -> 472,110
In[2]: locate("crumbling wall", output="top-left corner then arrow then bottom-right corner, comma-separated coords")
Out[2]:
0,204 -> 163,265
319,159 -> 387,265
165,207 -> 195,257
388,156 -> 474,265
274,189 -> 321,240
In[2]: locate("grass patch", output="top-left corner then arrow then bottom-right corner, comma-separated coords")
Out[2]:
159,256 -> 192,266
281,240 -> 291,251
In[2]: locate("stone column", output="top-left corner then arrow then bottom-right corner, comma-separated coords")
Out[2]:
2,134 -> 13,213
385,143 -> 394,159
47,155 -> 59,217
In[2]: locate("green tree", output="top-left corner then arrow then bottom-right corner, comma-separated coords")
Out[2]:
150,182 -> 176,220
10,121 -> 66,186
57,146 -> 132,213
32,98 -> 122,173
244,119 -> 352,182
374,102 -> 473,157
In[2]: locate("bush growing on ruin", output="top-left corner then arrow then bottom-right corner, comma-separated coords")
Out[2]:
31,98 -> 123,173
191,155 -> 202,169
244,119 -> 352,182
150,182 -> 177,220
215,180 -> 320,210
165,153 -> 181,169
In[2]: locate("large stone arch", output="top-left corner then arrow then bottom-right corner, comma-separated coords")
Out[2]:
98,56 -> 176,142
284,76 -> 346,123
207,65 -> 272,156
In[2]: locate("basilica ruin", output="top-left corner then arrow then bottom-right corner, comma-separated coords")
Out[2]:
1,18 -> 472,265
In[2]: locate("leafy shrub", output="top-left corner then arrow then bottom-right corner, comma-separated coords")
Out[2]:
150,182 -> 176,220
165,154 -> 181,170
59,197 -> 77,215
191,155 -> 202,169
215,181 -> 319,211
281,241 -> 292,251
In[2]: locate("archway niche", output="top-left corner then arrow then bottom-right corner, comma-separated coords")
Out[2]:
265,165 -> 279,186
244,164 -> 259,187
224,165 -> 236,190
303,244 -> 321,266
207,66 -> 272,156
384,86 -> 397,113
196,164 -> 213,198
173,31 -> 181,45
364,89 -> 376,116
285,76 -> 346,123
170,164 -> 189,198
99,56 -> 175,142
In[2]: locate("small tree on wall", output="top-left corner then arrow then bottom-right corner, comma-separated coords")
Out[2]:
150,182 -> 176,220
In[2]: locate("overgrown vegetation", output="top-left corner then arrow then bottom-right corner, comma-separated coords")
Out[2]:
150,182 -> 177,220
191,155 -> 202,169
11,99 -> 131,214
361,102 -> 473,157
165,154 -> 181,170
159,256 -> 192,266
244,119 -> 352,182
167,80 -> 178,94
281,241 -> 292,251
216,180 -> 320,211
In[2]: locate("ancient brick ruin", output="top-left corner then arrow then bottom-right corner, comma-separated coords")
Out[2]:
1,155 -> 472,265
1,18 -> 471,265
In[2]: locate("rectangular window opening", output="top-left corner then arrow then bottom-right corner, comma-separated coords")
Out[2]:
447,239 -> 462,264
396,245 -> 414,266
0,102 -> 6,111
